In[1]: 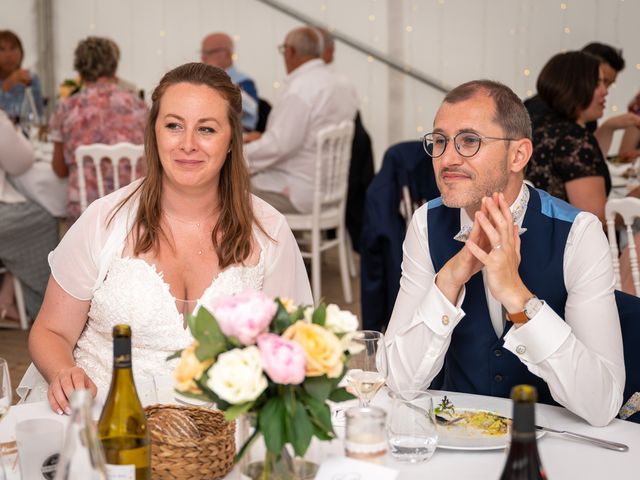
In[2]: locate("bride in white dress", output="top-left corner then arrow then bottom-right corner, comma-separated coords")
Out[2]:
27,63 -> 312,414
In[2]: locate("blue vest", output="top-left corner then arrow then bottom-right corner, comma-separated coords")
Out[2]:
426,186 -> 579,405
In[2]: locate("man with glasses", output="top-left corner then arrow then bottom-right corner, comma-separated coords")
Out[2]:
244,26 -> 357,214
385,79 -> 624,426
200,32 -> 258,130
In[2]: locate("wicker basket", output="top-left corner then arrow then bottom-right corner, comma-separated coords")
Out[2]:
145,404 -> 236,479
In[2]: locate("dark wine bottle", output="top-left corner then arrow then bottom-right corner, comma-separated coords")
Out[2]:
500,384 -> 547,480
98,325 -> 150,480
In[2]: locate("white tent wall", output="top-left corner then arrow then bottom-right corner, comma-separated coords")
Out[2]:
3,0 -> 640,167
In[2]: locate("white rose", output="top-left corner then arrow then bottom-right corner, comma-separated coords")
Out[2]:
206,346 -> 268,404
324,304 -> 359,334
302,306 -> 314,324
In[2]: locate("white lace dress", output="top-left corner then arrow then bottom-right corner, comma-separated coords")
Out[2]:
20,180 -> 312,401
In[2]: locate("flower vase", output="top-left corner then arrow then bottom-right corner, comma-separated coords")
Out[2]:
243,447 -> 318,480
238,415 -> 317,480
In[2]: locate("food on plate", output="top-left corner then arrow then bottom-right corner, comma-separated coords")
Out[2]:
436,397 -> 511,436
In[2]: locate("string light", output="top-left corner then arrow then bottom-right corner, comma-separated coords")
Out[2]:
272,81 -> 280,89
560,3 -> 567,9
526,89 -> 533,96
416,125 -> 424,133
523,68 -> 531,76
635,64 -> 640,70
563,26 -> 571,34
368,14 -> 376,21
405,25 -> 413,32
367,55 -> 374,63
612,105 -> 619,112
159,30 -> 166,37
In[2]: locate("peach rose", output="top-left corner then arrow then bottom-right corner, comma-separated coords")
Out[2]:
173,342 -> 212,394
282,321 -> 344,378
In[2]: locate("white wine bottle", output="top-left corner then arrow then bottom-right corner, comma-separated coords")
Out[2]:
499,385 -> 547,480
54,389 -> 107,480
98,325 -> 151,480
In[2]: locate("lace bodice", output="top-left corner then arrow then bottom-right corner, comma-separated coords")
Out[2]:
74,253 -> 265,395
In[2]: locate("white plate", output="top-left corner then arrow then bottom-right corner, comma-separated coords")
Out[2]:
434,394 -> 546,451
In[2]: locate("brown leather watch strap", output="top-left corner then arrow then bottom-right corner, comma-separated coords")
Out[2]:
506,310 -> 528,323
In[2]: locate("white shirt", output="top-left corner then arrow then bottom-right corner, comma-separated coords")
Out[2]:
244,59 -> 358,213
385,185 -> 625,426
0,110 -> 34,203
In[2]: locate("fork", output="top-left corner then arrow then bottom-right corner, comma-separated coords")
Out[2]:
435,414 -> 465,426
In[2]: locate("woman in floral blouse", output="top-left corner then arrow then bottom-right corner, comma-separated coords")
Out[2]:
50,36 -> 147,226
525,51 -> 613,224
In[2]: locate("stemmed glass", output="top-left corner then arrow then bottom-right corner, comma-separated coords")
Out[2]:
0,358 -> 10,422
344,331 -> 388,407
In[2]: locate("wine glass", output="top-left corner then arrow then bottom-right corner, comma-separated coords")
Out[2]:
344,331 -> 388,407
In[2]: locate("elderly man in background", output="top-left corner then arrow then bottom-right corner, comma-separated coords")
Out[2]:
201,32 -> 259,131
244,26 -> 358,214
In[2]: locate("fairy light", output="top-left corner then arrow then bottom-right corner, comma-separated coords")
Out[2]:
367,55 -> 374,63
526,89 -> 533,96
368,14 -> 376,21
636,64 -> 640,70
523,68 -> 531,76
273,81 -> 280,89
612,105 -> 619,112
416,125 -> 424,133
405,25 -> 413,32
159,30 -> 166,37
560,3 -> 567,9
564,26 -> 571,34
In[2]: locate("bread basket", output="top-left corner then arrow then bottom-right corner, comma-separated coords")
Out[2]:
145,404 -> 235,479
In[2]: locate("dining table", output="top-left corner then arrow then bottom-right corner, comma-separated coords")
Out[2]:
1,380 -> 638,480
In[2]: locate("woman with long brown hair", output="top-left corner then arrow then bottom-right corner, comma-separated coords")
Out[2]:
26,62 -> 311,414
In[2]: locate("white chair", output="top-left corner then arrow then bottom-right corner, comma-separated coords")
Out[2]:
74,142 -> 144,213
0,266 -> 29,330
605,197 -> 640,294
285,121 -> 355,305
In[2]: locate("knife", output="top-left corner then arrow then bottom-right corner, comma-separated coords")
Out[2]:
490,412 -> 629,452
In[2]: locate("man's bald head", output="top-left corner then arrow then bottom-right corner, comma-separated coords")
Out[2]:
201,32 -> 234,69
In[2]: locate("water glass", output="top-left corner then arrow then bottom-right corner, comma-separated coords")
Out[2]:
16,418 -> 64,479
345,406 -> 387,463
388,390 -> 438,462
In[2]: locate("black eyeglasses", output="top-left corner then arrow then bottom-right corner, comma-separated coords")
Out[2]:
422,131 -> 518,158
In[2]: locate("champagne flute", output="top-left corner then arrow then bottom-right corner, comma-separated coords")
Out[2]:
344,331 -> 388,407
0,358 -> 11,422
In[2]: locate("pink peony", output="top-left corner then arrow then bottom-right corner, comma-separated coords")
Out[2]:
257,333 -> 306,385
211,289 -> 277,345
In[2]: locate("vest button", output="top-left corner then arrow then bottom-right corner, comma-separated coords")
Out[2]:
494,374 -> 503,382
516,345 -> 526,355
441,315 -> 450,326
494,348 -> 502,357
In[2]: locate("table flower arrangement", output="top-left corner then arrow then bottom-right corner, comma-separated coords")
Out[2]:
172,289 -> 357,477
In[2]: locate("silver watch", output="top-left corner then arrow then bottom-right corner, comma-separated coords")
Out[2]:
523,296 -> 543,319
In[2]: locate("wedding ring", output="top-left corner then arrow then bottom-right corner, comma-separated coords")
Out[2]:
493,244 -> 502,250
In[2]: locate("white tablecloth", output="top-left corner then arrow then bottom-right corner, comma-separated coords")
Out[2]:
2,385 -> 638,480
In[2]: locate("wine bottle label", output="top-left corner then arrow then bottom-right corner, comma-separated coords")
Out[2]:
105,463 -> 135,480
113,337 -> 132,368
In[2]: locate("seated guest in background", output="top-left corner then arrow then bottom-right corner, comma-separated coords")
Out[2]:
0,110 -> 57,322
0,30 -> 44,120
386,80 -> 624,426
526,51 -> 640,224
49,36 -> 148,226
27,62 -> 312,414
244,26 -> 358,214
201,32 -> 258,131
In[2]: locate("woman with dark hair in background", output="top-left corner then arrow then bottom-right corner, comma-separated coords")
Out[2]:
527,51 -> 615,222
0,30 -> 44,120
27,62 -> 311,414
49,36 -> 147,226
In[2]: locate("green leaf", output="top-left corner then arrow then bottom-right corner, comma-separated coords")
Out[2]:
271,300 -> 294,334
259,398 -> 286,454
328,387 -> 356,403
190,308 -> 227,361
302,393 -> 333,436
291,305 -> 306,322
227,336 -> 242,348
303,376 -> 332,402
311,304 -> 326,326
223,401 -> 254,421
166,349 -> 182,361
290,402 -> 314,456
